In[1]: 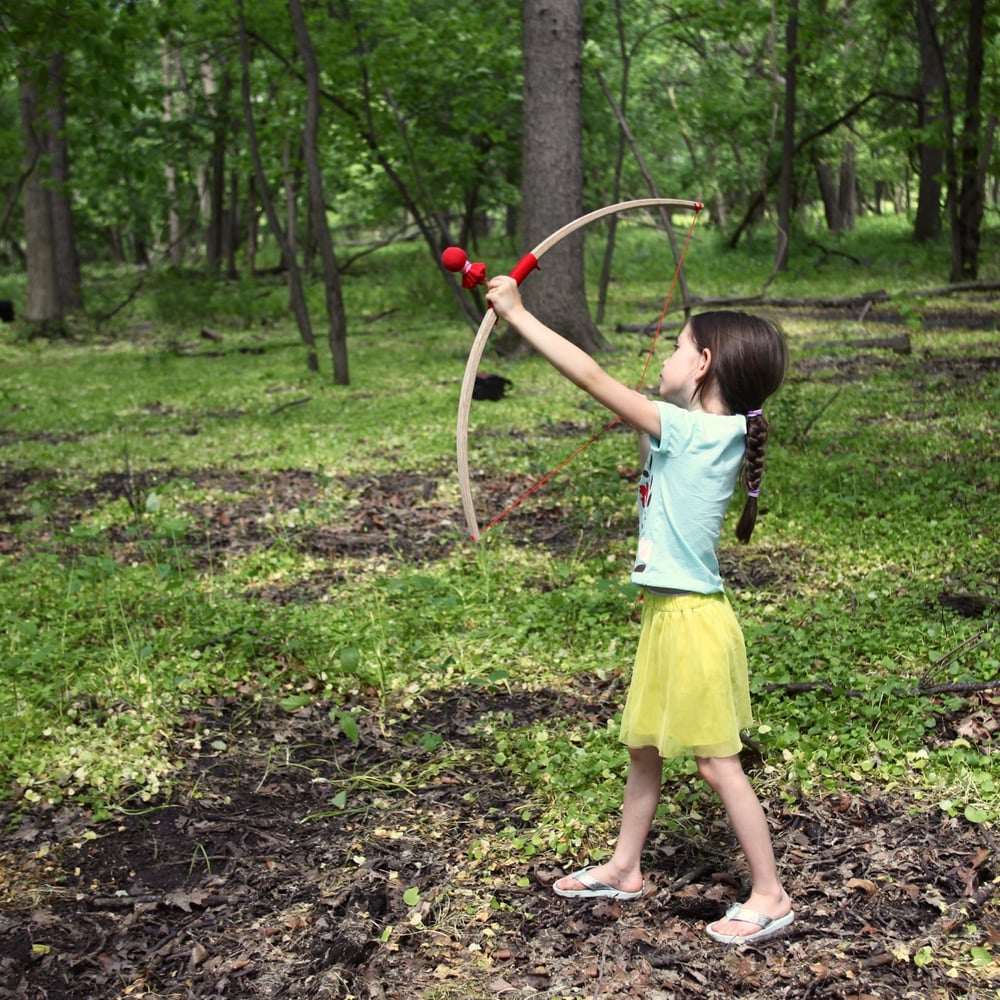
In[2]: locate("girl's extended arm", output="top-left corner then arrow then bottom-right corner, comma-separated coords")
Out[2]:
487,275 -> 661,437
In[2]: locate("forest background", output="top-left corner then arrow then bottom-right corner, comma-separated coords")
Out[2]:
0,1 -> 998,998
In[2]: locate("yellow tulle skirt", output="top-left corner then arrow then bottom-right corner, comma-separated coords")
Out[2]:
619,591 -> 752,759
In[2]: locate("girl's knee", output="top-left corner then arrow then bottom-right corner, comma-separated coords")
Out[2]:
628,745 -> 661,764
696,754 -> 743,790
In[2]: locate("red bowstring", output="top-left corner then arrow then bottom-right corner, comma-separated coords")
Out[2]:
481,204 -> 703,536
635,203 -> 703,392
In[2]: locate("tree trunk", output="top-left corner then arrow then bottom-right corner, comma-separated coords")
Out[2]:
913,0 -> 945,242
837,142 -> 856,231
246,173 -> 258,275
814,158 -> 840,230
162,45 -> 184,265
237,0 -> 318,372
225,169 -> 240,279
45,52 -> 82,311
518,0 -> 607,353
775,0 -> 798,273
950,0 -> 987,280
18,67 -> 63,333
289,0 -> 349,385
203,57 -> 230,276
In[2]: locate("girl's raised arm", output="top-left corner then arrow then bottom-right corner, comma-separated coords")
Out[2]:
487,276 -> 661,437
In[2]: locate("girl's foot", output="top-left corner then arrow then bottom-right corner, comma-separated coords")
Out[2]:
706,889 -> 793,943
553,864 -> 644,900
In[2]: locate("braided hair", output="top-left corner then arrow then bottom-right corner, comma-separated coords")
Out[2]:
687,311 -> 788,542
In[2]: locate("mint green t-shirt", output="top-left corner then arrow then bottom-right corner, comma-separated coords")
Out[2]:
630,402 -> 746,594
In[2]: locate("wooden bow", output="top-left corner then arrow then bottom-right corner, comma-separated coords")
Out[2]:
456,197 -> 703,540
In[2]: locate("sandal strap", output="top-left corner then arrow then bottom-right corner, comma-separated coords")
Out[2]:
572,868 -> 615,892
724,904 -> 773,929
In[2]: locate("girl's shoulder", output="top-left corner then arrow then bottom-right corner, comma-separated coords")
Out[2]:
654,402 -> 745,449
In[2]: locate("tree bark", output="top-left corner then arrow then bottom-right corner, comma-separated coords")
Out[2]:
775,0 -> 798,272
203,56 -> 231,276
18,67 -> 62,333
814,158 -> 840,230
518,0 -> 607,353
44,52 -> 82,311
236,0 -> 318,372
837,142 -> 856,231
950,0 -> 987,280
162,44 -> 184,265
913,0 -> 945,241
288,0 -> 349,385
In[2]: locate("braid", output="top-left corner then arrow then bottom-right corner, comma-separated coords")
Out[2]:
686,310 -> 787,542
735,413 -> 769,543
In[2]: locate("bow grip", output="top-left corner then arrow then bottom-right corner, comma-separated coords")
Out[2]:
508,253 -> 539,285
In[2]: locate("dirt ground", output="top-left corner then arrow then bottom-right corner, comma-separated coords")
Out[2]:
1,342 -> 999,998
0,667 -> 997,999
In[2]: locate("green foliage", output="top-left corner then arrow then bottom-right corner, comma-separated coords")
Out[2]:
0,215 -> 997,842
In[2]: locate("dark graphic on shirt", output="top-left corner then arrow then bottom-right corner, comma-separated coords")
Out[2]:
634,464 -> 653,574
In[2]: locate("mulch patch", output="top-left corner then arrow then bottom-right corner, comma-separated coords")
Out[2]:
1,675 -> 997,999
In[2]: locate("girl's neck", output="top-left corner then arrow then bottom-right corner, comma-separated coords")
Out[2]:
689,382 -> 730,416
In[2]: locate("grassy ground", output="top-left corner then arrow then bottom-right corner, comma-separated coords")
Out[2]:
0,214 -> 998,994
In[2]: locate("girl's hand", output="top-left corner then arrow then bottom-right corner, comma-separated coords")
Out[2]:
486,275 -> 523,323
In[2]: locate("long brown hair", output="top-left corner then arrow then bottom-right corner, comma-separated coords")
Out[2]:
688,311 -> 788,542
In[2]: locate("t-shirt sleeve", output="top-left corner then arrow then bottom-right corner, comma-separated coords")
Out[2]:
648,402 -> 693,457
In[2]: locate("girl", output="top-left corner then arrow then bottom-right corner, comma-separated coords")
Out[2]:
486,275 -> 792,945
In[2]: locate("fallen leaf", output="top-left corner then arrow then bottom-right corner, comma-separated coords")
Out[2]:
846,878 -> 878,895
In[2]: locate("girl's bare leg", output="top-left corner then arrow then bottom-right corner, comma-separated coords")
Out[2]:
696,754 -> 791,935
553,745 -> 661,895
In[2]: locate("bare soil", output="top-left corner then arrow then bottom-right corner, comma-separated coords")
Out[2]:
1,667 -> 997,999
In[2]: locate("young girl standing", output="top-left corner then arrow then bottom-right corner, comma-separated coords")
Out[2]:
486,275 -> 792,944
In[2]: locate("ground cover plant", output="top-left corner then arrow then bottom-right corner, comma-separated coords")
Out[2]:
0,215 -> 998,998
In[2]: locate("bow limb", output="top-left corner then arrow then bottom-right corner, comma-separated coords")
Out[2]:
456,307 -> 498,540
456,196 -> 703,540
527,197 -> 702,258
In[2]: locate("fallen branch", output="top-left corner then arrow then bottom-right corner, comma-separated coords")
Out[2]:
269,396 -> 312,415
763,677 -> 1000,699
615,279 -> 1000,330
802,334 -> 912,354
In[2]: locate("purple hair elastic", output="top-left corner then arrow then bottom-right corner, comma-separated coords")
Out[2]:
747,488 -> 761,498
747,409 -> 763,418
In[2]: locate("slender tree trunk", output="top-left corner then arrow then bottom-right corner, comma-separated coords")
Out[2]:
951,0 -> 986,280
203,57 -> 230,276
237,0 -> 318,372
162,45 -> 183,265
595,0 -> 629,325
18,67 -> 62,333
775,0 -> 798,272
45,52 -> 82,311
225,169 -> 239,279
837,143 -> 856,231
914,0 -> 945,241
246,173 -> 258,275
519,0 -> 607,353
288,0 -> 349,385
814,158 -> 840,230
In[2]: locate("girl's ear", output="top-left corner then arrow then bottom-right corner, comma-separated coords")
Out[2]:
694,346 -> 712,383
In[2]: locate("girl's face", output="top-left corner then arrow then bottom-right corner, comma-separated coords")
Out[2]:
657,323 -> 709,408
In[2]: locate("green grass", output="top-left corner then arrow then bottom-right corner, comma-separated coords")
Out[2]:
0,212 -> 997,836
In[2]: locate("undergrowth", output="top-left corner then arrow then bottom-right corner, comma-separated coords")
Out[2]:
0,214 -> 997,850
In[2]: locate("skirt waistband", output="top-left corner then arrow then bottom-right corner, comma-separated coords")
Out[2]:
641,589 -> 727,611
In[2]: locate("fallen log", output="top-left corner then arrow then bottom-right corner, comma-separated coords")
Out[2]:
803,334 -> 912,354
615,280 -> 1000,332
